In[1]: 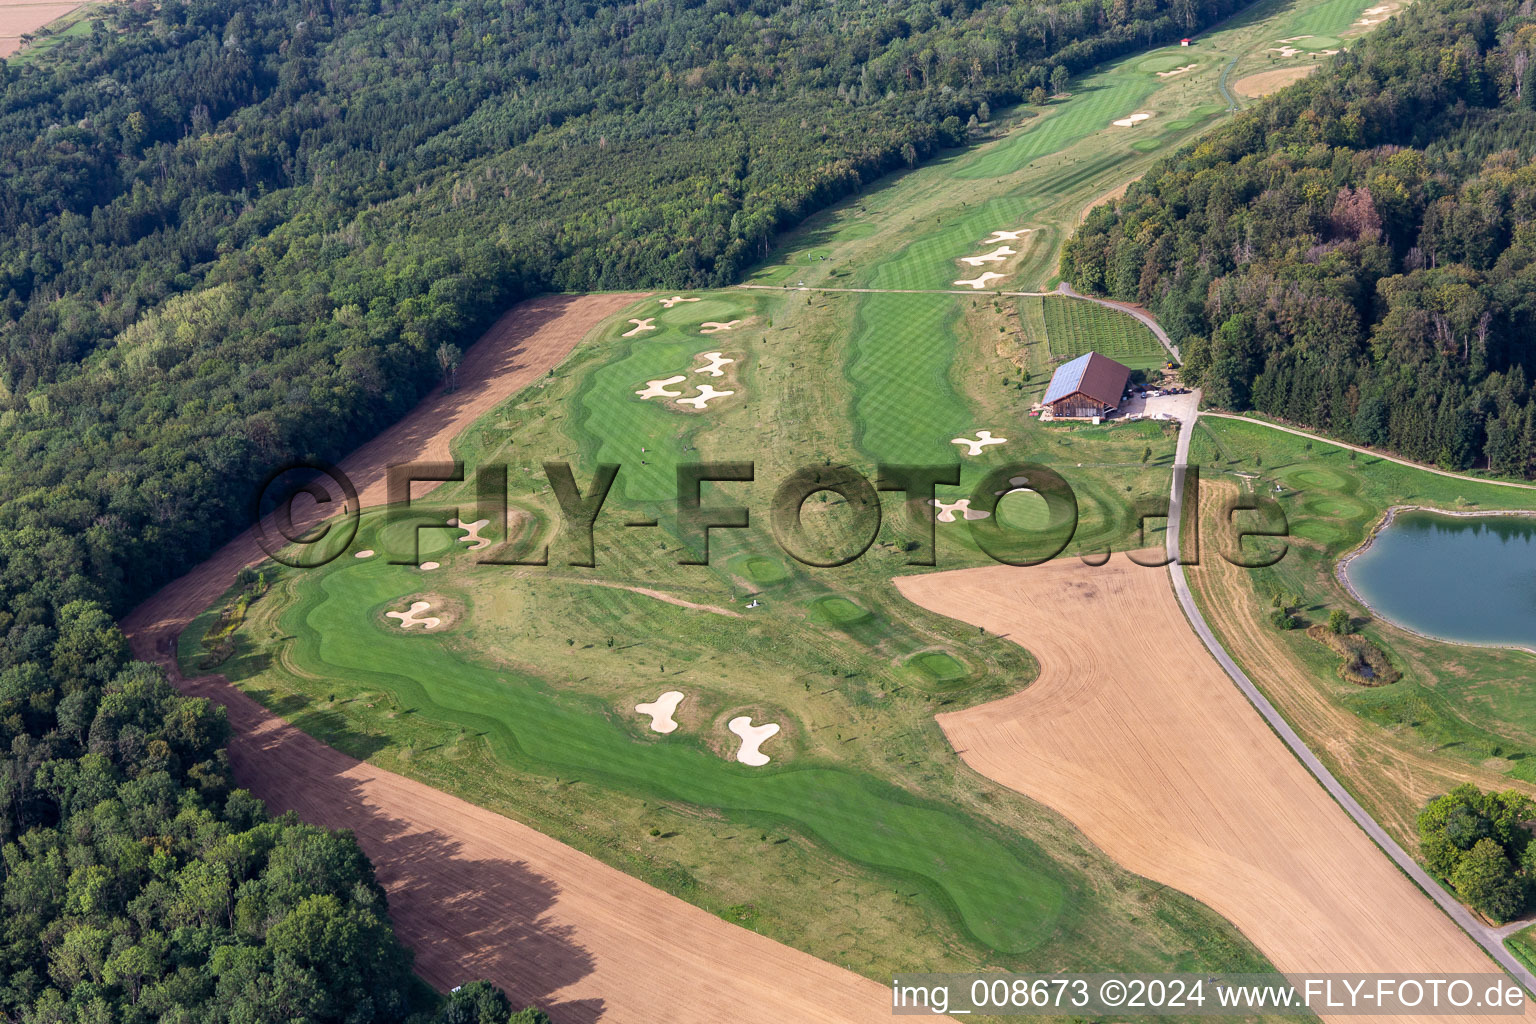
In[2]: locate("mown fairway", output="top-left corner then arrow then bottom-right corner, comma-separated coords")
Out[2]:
1186,416 -> 1536,843
183,0 -> 1414,996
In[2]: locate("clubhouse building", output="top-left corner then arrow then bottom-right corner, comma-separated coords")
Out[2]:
1042,351 -> 1131,420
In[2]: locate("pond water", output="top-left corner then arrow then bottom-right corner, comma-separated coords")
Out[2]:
1342,510 -> 1536,650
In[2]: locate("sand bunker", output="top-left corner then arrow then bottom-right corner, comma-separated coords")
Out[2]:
1111,112 -> 1153,127
1356,17 -> 1381,23
700,320 -> 743,334
954,272 -> 1006,289
951,430 -> 1007,456
420,561 -> 440,571
982,228 -> 1032,244
929,498 -> 991,523
676,384 -> 735,409
728,716 -> 780,766
636,375 -> 687,399
1270,45 -> 1303,57
635,691 -> 685,734
456,518 -> 492,551
623,318 -> 657,337
693,351 -> 735,377
1157,63 -> 1198,77
355,549 -> 375,558
959,246 -> 1016,267
659,296 -> 700,308
386,601 -> 442,630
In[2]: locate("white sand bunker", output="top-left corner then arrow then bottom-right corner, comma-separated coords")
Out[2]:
929,498 -> 991,523
728,716 -> 781,766
699,320 -> 743,334
693,351 -> 734,377
355,549 -> 375,558
456,518 -> 492,551
982,228 -> 1032,244
954,272 -> 1007,289
420,561 -> 440,571
996,474 -> 1033,495
960,246 -> 1016,267
623,318 -> 657,337
676,384 -> 735,409
1112,112 -> 1154,127
386,601 -> 442,630
1270,45 -> 1302,57
1356,17 -> 1381,23
1157,63 -> 1198,77
636,375 -> 687,399
659,296 -> 700,308
635,691 -> 685,734
951,430 -> 1007,456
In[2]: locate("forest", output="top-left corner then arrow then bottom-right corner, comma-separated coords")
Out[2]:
0,0 -> 1263,1018
1063,0 -> 1536,475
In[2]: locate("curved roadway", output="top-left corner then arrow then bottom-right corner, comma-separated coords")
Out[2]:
1165,406 -> 1536,995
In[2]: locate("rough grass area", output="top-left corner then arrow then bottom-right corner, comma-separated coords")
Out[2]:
1306,625 -> 1400,687
1186,416 -> 1536,847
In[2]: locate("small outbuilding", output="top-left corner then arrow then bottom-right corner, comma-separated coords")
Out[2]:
1042,351 -> 1131,419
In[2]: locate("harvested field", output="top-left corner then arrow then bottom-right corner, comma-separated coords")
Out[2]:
116,291 -> 910,1022
895,556 -> 1518,1021
1234,65 -> 1317,97
0,0 -> 76,48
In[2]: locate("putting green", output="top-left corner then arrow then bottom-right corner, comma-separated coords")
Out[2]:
657,297 -> 740,326
1130,139 -> 1162,152
910,650 -> 969,682
247,537 -> 1064,954
810,595 -> 871,625
996,489 -> 1054,532
379,516 -> 459,559
1138,52 -> 1197,72
740,555 -> 790,585
1284,467 -> 1349,490
1303,495 -> 1370,519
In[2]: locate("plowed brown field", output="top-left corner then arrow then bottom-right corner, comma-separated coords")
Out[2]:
895,556 -> 1526,1023
122,293 -> 899,1023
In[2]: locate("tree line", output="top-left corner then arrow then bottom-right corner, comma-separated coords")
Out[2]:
1062,0 -> 1536,476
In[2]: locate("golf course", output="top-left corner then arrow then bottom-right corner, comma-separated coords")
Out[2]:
163,0 -> 1500,1011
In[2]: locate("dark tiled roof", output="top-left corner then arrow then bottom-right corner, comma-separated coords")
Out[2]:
1043,351 -> 1131,407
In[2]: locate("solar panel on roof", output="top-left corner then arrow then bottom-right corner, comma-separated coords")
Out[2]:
1043,352 -> 1093,405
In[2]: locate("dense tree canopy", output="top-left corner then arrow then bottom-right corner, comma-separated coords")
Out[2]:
0,0 -> 1268,1017
1417,785 -> 1534,922
1062,0 -> 1536,475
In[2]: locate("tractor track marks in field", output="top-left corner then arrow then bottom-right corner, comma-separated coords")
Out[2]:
895,557 -> 1524,1022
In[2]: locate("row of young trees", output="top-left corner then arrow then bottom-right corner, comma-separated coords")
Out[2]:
1062,0 -> 1536,475
0,0 -> 1274,1017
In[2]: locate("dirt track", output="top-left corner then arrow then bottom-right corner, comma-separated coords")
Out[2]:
121,293 -> 897,1023
896,556 -> 1530,1023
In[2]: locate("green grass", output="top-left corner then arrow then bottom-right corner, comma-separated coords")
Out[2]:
1189,416 -> 1536,796
845,292 -> 973,465
910,651 -> 969,682
172,0 -> 1405,987
1507,926 -> 1536,976
1041,295 -> 1168,370
235,515 -> 1068,954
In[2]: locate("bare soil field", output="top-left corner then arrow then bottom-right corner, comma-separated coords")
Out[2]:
1233,65 -> 1318,97
121,291 -> 901,1022
896,556 -> 1524,1023
0,1 -> 77,43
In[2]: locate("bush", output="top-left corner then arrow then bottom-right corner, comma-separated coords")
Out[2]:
1418,785 -> 1535,922
1328,609 -> 1353,635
